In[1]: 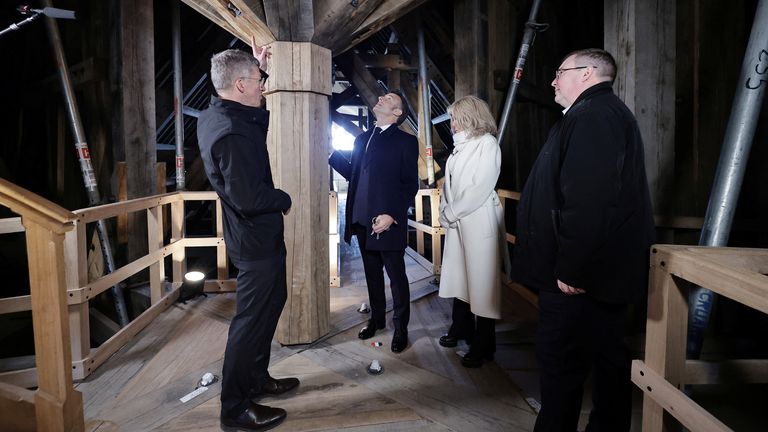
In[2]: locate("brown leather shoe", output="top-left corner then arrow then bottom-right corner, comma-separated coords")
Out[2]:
220,402 -> 286,431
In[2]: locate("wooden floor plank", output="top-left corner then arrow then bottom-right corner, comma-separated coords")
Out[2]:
153,354 -> 423,431
301,338 -> 536,432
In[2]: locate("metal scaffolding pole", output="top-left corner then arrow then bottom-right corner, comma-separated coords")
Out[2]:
496,0 -> 547,188
43,0 -> 129,326
687,0 -> 768,359
418,25 -> 435,186
172,0 -> 185,190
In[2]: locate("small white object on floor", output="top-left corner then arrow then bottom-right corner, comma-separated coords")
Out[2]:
200,372 -> 216,386
367,359 -> 383,375
358,302 -> 370,313
525,397 -> 542,413
456,350 -> 467,358
180,386 -> 208,403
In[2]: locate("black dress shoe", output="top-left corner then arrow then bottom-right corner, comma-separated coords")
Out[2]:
391,331 -> 408,353
358,320 -> 385,340
252,376 -> 300,399
438,333 -> 458,347
220,402 -> 286,431
461,350 -> 494,368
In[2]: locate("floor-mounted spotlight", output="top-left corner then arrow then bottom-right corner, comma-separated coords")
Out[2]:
179,270 -> 207,303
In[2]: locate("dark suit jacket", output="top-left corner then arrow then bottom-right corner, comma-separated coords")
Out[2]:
330,125 -> 419,251
197,96 -> 292,267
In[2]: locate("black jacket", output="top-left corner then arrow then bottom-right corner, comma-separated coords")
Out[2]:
329,125 -> 419,251
197,96 -> 291,266
512,82 -> 655,304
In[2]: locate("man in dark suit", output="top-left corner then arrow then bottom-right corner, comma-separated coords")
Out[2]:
512,49 -> 655,431
198,46 -> 299,431
329,91 -> 420,353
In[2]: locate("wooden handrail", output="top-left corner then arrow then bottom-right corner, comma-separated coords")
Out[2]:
0,177 -> 75,233
637,245 -> 768,431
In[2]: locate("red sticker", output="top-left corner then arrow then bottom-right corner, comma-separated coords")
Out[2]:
80,147 -> 90,160
514,68 -> 523,81
425,148 -> 433,157
176,156 -> 184,168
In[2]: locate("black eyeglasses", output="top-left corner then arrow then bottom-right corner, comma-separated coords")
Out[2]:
554,65 -> 597,79
240,69 -> 269,85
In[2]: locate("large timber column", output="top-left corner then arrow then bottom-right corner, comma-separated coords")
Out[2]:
605,0 -> 676,214
454,0 -> 489,100
266,42 -> 332,344
120,0 -> 157,261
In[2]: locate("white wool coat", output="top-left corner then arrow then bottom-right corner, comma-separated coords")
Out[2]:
438,131 -> 509,319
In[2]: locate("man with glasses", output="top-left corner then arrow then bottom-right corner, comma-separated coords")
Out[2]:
512,49 -> 655,431
198,44 -> 298,431
329,92 -> 419,354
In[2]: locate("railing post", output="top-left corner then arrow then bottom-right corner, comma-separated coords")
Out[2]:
430,189 -> 442,274
64,222 -> 90,380
215,198 -> 228,284
416,193 -> 425,255
147,204 -> 165,304
643,246 -> 688,431
171,199 -> 186,287
24,221 -> 84,432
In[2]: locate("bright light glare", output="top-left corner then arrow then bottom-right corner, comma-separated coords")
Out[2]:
332,123 -> 356,151
184,271 -> 205,282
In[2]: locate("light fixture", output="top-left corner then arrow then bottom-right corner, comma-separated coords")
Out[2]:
179,271 -> 207,303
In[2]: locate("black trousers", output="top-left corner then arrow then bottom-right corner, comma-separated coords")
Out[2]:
449,298 -> 496,355
352,223 -> 410,332
220,252 -> 287,418
534,290 -> 631,432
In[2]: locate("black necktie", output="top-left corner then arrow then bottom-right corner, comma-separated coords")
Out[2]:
365,127 -> 381,152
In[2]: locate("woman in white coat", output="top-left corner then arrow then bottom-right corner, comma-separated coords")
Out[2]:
438,95 -> 507,368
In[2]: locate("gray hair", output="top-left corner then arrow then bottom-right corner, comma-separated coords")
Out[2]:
210,49 -> 260,92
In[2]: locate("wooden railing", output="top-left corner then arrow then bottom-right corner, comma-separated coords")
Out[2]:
633,245 -> 768,431
0,177 -> 83,431
0,181 -> 236,432
405,188 -> 538,308
406,188 -> 444,274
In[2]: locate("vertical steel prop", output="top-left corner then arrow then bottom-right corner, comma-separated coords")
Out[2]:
172,0 -> 185,190
43,0 -> 129,326
496,0 -> 547,188
418,24 -> 435,186
687,0 -> 768,359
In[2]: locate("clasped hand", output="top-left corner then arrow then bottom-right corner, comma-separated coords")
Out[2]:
371,214 -> 395,235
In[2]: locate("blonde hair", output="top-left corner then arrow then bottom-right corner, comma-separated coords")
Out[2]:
447,95 -> 498,138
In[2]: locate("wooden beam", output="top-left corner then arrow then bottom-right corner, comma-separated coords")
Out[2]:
685,359 -> 768,385
331,85 -> 360,110
0,217 -> 24,234
632,360 -> 731,431
266,41 -> 332,344
182,0 -> 275,44
0,382 -> 36,432
337,0 -> 430,55
454,0 -> 489,100
331,111 -> 365,137
357,53 -> 416,70
121,0 -> 158,262
313,0 -> 384,50
605,0 -> 676,215
263,0 -> 313,42
641,248 -> 689,431
24,222 -> 84,431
